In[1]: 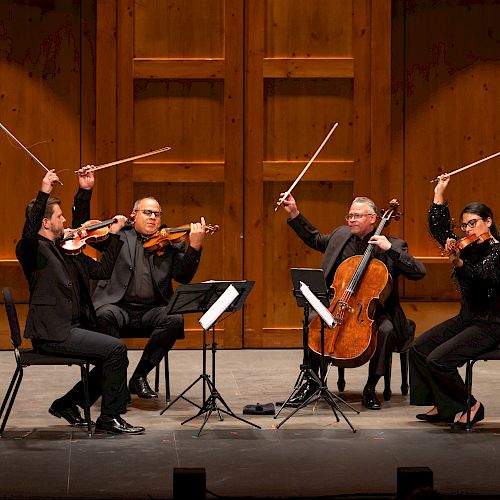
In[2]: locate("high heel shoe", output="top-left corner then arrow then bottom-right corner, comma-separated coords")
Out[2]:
416,413 -> 454,423
451,403 -> 484,430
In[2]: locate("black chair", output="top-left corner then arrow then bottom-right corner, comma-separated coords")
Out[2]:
120,327 -> 170,402
154,352 -> 170,401
463,346 -> 500,431
336,319 -> 416,401
0,288 -> 93,436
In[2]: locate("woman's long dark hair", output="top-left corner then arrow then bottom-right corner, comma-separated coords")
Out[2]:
461,202 -> 500,240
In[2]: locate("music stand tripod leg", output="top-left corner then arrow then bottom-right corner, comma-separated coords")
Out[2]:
275,304 -> 318,419
160,327 -> 214,415
316,319 -> 356,432
160,375 -> 205,415
277,320 -> 357,432
181,325 -> 262,435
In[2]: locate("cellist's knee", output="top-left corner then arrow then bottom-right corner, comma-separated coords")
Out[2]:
377,318 -> 395,341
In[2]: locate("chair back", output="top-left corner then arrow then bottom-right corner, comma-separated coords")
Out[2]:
2,288 -> 23,349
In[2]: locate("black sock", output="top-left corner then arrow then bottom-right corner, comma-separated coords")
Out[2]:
365,374 -> 381,391
132,358 -> 156,379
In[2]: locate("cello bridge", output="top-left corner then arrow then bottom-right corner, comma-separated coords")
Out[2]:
338,300 -> 354,314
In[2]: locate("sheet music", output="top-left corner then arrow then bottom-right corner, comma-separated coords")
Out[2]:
199,284 -> 239,330
202,280 -> 247,283
299,281 -> 335,328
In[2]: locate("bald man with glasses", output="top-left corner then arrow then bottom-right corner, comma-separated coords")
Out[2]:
281,193 -> 426,410
73,170 -> 206,400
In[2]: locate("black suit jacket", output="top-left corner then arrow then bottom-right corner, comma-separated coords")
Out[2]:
72,189 -> 202,314
16,191 -> 123,341
288,213 -> 426,344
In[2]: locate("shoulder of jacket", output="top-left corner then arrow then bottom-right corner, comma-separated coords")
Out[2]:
333,226 -> 351,237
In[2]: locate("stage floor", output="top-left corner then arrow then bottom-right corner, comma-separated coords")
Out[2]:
1,349 -> 500,499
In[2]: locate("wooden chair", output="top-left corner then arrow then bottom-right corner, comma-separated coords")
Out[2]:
463,345 -> 500,430
0,288 -> 93,436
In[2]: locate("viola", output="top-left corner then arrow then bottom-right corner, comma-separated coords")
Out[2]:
60,218 -> 117,254
143,223 -> 219,253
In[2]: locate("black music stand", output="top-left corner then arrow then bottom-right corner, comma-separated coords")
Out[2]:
160,281 -> 261,436
275,268 -> 358,432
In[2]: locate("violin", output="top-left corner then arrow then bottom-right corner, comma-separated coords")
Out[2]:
455,232 -> 494,250
143,223 -> 219,253
60,218 -> 117,254
446,232 -> 494,256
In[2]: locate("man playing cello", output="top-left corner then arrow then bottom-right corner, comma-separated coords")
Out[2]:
281,193 -> 426,409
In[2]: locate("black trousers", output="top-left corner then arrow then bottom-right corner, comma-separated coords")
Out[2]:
308,317 -> 397,385
96,303 -> 183,369
33,327 -> 129,417
410,307 -> 500,420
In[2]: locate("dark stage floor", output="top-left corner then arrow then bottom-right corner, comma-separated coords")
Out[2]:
1,349 -> 500,499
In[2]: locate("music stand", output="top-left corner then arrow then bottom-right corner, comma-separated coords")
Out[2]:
275,268 -> 358,432
160,281 -> 261,435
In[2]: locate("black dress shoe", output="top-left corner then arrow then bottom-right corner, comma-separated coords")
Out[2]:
96,415 -> 145,435
285,380 -> 319,408
49,401 -> 94,427
451,403 -> 485,430
129,376 -> 158,399
362,387 -> 381,410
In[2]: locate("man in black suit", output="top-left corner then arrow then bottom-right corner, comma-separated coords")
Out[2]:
73,170 -> 206,399
16,169 -> 144,434
281,193 -> 426,409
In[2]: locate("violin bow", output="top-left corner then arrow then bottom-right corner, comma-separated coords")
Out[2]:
75,146 -> 171,174
274,122 -> 339,212
430,150 -> 500,183
0,121 -> 63,185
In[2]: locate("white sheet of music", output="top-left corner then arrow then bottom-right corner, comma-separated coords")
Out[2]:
199,284 -> 239,330
299,281 -> 335,328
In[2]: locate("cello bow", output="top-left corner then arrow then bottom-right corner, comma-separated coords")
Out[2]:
274,122 -> 339,212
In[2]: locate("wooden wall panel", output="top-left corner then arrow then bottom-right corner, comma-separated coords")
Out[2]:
266,0 -> 352,57
133,80 -> 224,162
264,79 -> 353,160
0,1 -> 86,260
134,0 -> 224,58
392,0 -> 500,301
94,0 -> 118,221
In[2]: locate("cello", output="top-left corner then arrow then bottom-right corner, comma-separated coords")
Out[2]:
308,200 -> 401,368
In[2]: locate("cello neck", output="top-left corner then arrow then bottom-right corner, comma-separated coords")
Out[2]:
345,207 -> 393,294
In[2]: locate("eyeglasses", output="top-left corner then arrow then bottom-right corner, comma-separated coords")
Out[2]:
460,218 -> 481,232
136,209 -> 162,218
345,213 -> 374,221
